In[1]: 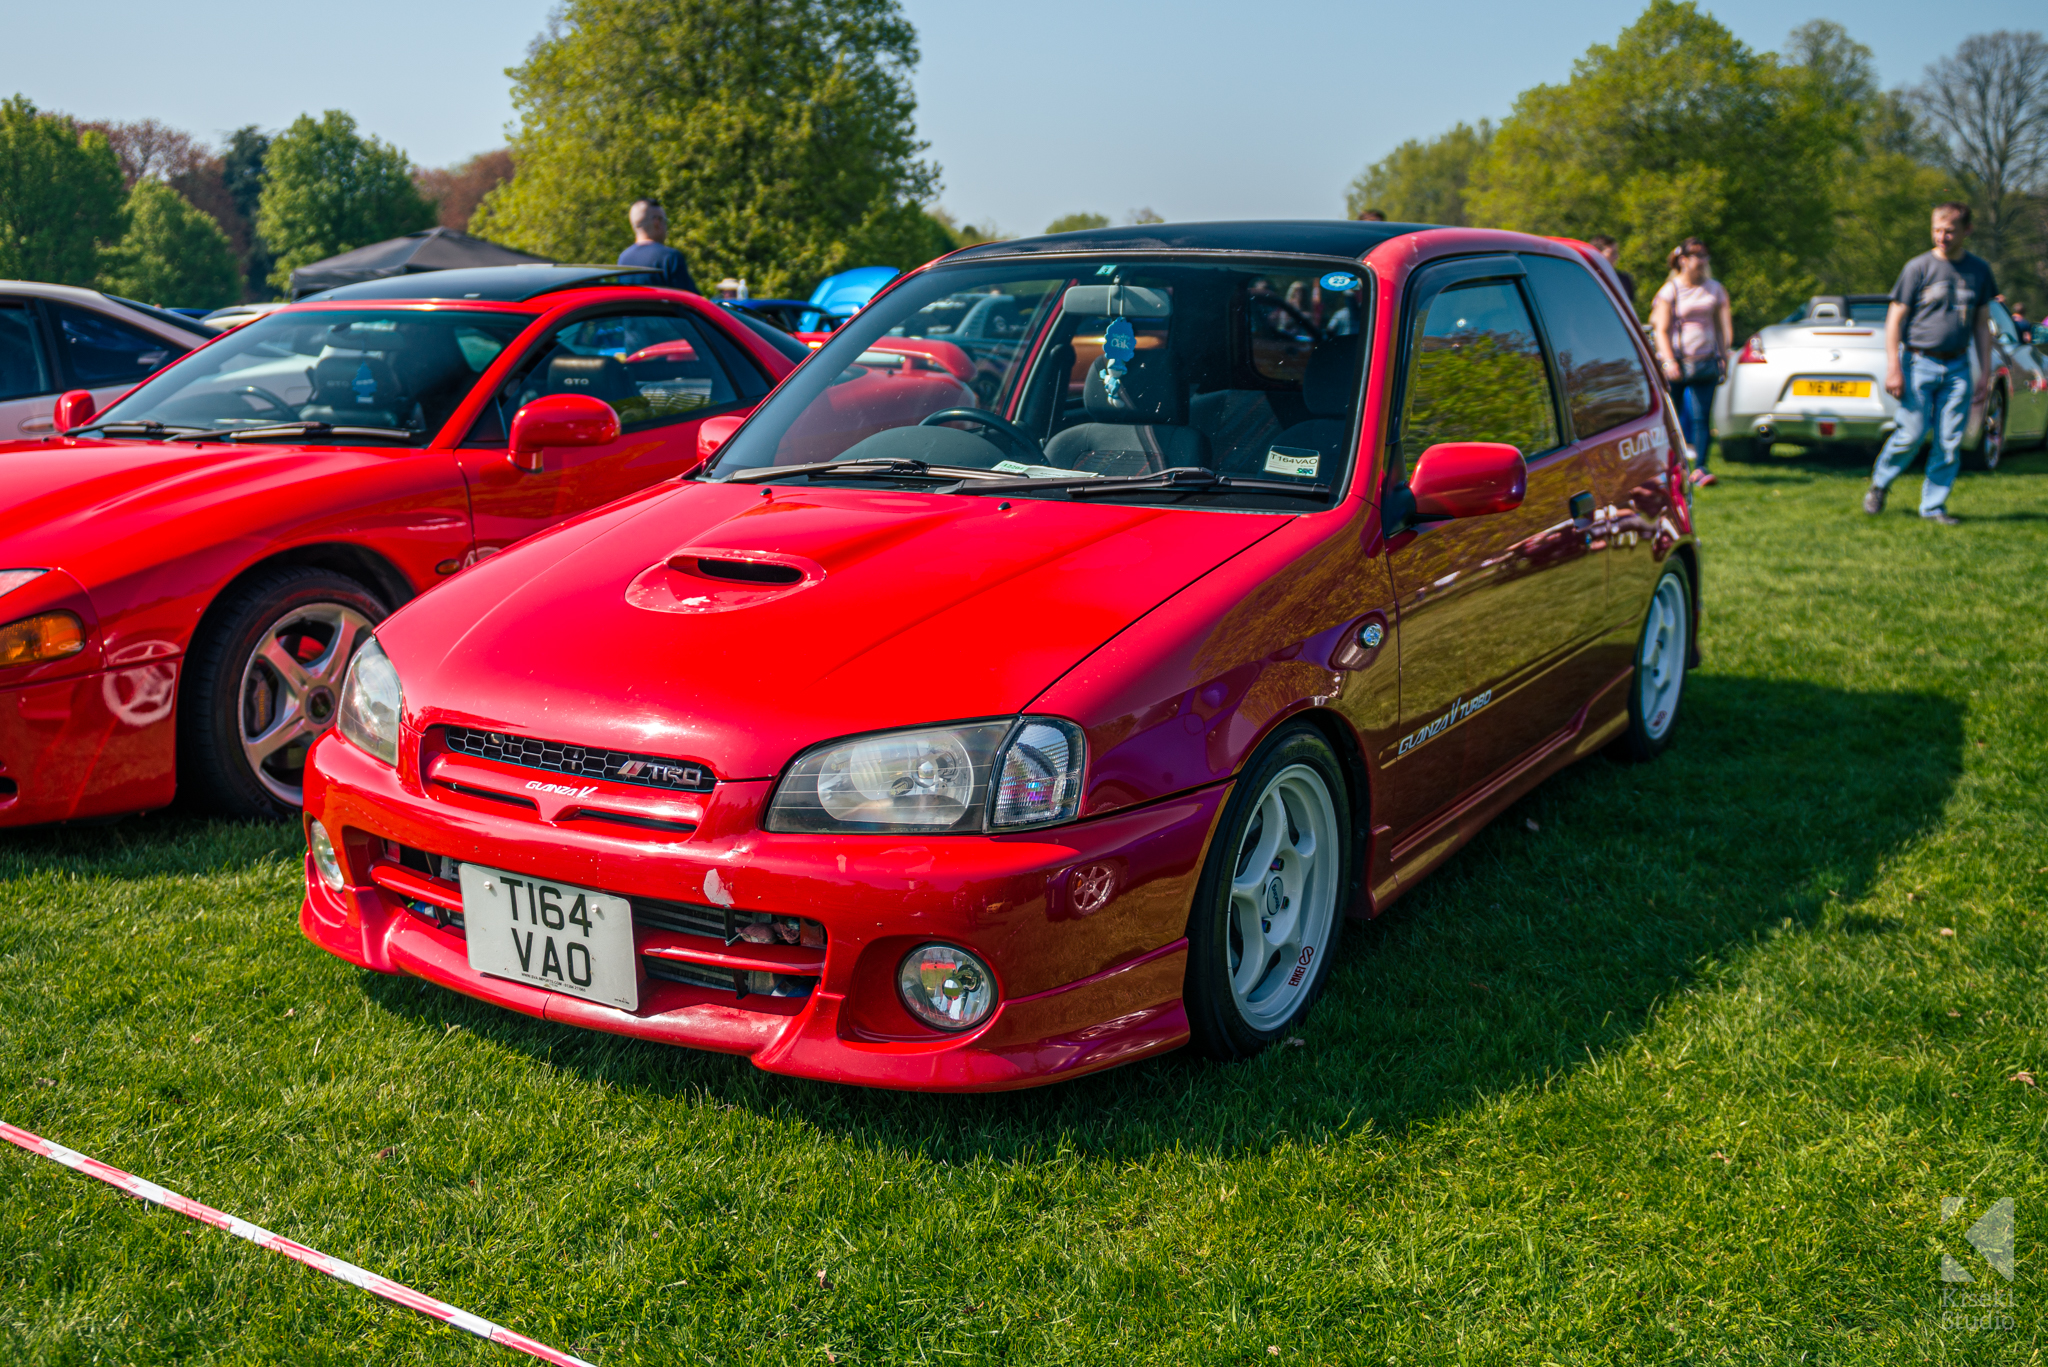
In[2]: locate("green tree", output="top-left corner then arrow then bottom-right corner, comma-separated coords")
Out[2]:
471,0 -> 938,298
1468,1 -> 1841,331
1044,212 -> 1109,234
98,179 -> 241,308
0,96 -> 125,285
1346,121 -> 1493,225
1785,21 -> 1959,297
257,110 -> 434,294
222,126 -> 276,299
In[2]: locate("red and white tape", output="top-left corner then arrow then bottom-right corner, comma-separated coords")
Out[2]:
1,1119 -> 596,1366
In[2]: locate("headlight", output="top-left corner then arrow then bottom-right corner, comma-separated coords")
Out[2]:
765,717 -> 1085,833
896,943 -> 998,1031
308,822 -> 345,891
337,639 -> 403,766
0,611 -> 85,668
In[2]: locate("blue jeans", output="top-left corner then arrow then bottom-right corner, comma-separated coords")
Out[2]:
1669,379 -> 1715,467
1872,352 -> 1970,515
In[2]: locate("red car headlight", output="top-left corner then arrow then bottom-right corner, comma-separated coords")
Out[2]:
765,717 -> 1084,834
0,611 -> 86,668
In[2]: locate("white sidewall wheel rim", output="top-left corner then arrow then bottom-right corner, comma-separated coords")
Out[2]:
1224,762 -> 1341,1031
237,602 -> 376,806
1638,573 -> 1689,743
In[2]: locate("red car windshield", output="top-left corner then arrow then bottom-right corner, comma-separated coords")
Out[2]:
91,308 -> 530,443
705,257 -> 1370,510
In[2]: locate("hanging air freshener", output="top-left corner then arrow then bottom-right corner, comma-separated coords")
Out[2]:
1101,316 -> 1136,406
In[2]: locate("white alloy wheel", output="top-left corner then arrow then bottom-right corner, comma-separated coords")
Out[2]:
1637,573 -> 1689,743
1225,763 -> 1342,1031
238,601 -> 376,805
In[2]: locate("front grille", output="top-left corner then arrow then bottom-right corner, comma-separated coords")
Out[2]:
643,956 -> 816,999
441,726 -> 717,794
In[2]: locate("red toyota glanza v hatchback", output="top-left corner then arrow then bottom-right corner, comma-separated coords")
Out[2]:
301,222 -> 1698,1091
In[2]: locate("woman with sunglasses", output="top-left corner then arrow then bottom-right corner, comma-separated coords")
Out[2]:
1651,238 -> 1734,486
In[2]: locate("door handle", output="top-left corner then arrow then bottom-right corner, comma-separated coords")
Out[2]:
20,418 -> 53,433
1569,490 -> 1595,543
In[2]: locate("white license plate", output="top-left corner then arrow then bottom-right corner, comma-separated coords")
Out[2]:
460,864 -> 638,1011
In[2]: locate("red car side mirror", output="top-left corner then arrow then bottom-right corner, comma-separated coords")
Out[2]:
507,394 -> 619,473
54,390 -> 96,432
696,412 -> 746,467
1409,442 -> 1527,520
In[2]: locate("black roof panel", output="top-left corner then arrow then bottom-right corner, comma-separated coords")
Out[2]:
306,265 -> 662,303
951,220 -> 1431,262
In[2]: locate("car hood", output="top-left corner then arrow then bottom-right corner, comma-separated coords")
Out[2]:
384,481 -> 1288,779
0,437 -> 365,557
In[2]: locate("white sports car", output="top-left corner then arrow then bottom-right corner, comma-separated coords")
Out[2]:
1711,294 -> 2048,467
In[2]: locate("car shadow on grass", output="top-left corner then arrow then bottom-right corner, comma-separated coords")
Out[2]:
360,674 -> 1962,1164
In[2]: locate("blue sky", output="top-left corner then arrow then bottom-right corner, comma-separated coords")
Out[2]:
2,0 -> 2017,235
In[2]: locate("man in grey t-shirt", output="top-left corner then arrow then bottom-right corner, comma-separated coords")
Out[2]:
1864,202 -> 1998,524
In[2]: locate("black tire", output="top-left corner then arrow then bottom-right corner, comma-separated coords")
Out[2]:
1966,386 -> 2007,471
1717,436 -> 1759,463
1614,559 -> 1693,763
179,566 -> 386,819
1184,723 -> 1354,1060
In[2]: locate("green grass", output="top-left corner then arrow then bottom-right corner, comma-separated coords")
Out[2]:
5,443 -> 2048,1364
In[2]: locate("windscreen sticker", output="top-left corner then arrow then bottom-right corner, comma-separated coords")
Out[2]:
1320,272 -> 1360,292
1264,445 -> 1321,479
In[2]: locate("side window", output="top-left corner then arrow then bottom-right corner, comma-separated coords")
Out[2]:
0,304 -> 52,401
468,312 -> 743,445
526,313 -> 737,432
696,320 -> 772,402
54,305 -> 181,387
1521,255 -> 1652,439
1400,280 -> 1559,465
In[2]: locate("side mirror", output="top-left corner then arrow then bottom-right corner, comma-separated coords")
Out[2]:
1408,442 -> 1527,520
507,394 -> 619,472
696,412 -> 746,467
54,390 -> 96,432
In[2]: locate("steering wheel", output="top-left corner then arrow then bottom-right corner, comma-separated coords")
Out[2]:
918,408 -> 1042,466
230,385 -> 298,422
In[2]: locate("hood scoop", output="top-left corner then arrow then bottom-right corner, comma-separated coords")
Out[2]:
627,547 -> 824,614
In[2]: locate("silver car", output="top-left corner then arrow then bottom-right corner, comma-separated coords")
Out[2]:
1711,294 -> 2048,467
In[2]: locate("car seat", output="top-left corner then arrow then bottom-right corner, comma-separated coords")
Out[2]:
1041,350 -> 1209,475
388,325 -> 475,435
1263,335 -> 1359,464
303,354 -> 404,427
546,353 -> 637,405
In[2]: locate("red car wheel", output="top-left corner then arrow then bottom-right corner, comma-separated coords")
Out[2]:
180,567 -> 386,818
1184,723 -> 1352,1060
1617,561 -> 1692,763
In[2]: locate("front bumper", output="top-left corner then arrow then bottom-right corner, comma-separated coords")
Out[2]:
0,663 -> 179,827
301,731 -> 1225,1091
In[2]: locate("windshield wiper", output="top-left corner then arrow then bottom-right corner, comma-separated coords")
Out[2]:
65,420 -> 208,438
721,458 -> 1018,485
944,465 -> 1332,500
164,422 -> 417,443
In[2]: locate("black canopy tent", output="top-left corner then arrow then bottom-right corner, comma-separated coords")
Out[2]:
289,228 -> 553,298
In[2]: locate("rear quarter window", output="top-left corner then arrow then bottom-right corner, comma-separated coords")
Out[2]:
1521,254 -> 1653,440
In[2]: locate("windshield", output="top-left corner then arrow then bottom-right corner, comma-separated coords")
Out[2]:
705,256 -> 1370,510
91,307 -> 530,443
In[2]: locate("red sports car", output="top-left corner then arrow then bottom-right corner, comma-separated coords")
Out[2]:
300,223 -> 1698,1090
0,265 -> 944,827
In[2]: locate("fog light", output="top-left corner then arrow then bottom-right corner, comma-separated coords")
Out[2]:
308,822 -> 344,891
896,943 -> 997,1032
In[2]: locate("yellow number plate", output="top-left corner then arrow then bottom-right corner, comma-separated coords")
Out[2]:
1792,378 -> 1871,398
